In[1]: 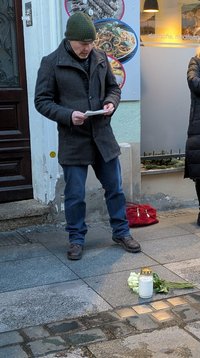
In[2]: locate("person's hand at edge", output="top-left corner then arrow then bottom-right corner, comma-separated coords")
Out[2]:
71,111 -> 86,125
103,103 -> 115,116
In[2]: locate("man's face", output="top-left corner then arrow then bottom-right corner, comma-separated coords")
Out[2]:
70,41 -> 94,59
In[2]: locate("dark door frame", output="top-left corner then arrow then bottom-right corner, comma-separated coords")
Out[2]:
0,0 -> 33,202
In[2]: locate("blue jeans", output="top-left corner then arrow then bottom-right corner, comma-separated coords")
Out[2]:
62,155 -> 130,245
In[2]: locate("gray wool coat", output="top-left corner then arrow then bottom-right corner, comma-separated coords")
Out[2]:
185,56 -> 200,179
34,40 -> 121,166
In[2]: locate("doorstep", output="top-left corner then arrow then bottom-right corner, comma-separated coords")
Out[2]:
0,199 -> 53,231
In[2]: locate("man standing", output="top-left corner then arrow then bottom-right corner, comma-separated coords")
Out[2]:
35,12 -> 141,260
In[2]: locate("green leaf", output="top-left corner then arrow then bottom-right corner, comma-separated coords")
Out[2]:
153,272 -> 195,294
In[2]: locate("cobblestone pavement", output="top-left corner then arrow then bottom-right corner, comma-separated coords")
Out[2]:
2,294 -> 200,357
1,208 -> 200,357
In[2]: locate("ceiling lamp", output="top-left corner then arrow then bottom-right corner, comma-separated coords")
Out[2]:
143,0 -> 159,13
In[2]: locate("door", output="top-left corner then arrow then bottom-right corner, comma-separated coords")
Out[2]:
0,0 -> 33,202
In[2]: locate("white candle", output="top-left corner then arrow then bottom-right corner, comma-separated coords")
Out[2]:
139,268 -> 153,299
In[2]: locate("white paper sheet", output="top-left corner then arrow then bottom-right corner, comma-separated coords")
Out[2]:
84,109 -> 109,117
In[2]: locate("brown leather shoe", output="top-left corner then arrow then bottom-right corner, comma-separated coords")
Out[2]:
67,244 -> 83,260
112,235 -> 141,253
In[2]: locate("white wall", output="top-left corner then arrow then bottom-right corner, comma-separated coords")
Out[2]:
22,0 -> 62,204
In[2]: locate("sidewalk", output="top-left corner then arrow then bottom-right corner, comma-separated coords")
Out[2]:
1,208 -> 200,357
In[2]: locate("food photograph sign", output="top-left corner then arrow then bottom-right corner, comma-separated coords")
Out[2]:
62,0 -> 140,101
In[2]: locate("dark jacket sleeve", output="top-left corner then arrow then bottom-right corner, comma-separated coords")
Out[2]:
34,57 -> 73,126
187,56 -> 200,96
103,55 -> 121,110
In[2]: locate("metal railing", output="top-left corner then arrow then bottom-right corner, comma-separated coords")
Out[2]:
141,151 -> 185,161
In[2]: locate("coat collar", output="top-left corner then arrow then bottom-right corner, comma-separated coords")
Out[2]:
56,40 -> 105,71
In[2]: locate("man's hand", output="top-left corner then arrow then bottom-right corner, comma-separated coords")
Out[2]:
103,103 -> 115,116
71,111 -> 86,125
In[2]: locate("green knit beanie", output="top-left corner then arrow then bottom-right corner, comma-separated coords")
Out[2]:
65,12 -> 96,42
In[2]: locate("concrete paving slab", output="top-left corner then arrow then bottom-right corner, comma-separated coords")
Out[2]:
195,231 -> 200,238
84,224 -> 113,249
158,208 -> 197,221
79,311 -> 120,328
165,210 -> 198,220
0,256 -> 77,292
127,314 -> 159,331
176,222 -> 200,234
25,225 -> 115,264
84,269 -> 153,307
141,233 -> 200,263
0,243 -> 51,263
0,345 -> 28,358
130,222 -> 191,241
27,336 -> 67,357
25,223 -> 113,250
186,292 -> 200,304
0,281 -> 111,332
165,258 -> 200,288
0,231 -> 31,246
0,331 -> 23,347
88,326 -> 200,357
172,304 -> 200,323
84,265 -> 198,308
102,320 -> 136,338
22,326 -> 50,340
185,320 -> 200,339
25,228 -> 68,245
0,324 -> 10,332
158,210 -> 200,233
47,320 -> 84,335
45,348 -> 89,358
59,248 -> 156,278
64,327 -> 107,346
